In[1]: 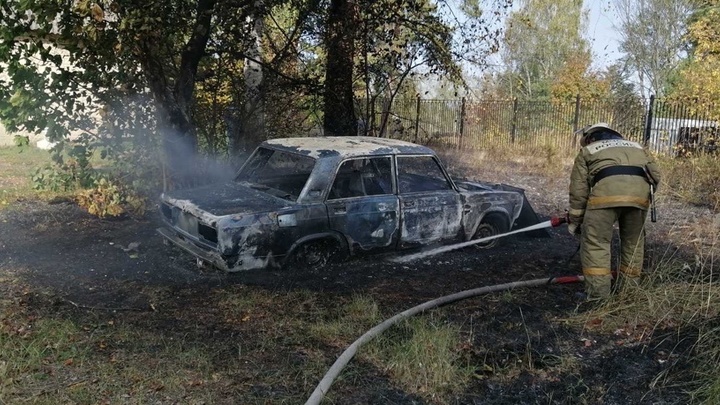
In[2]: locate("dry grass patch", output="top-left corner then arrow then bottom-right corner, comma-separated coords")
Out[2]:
658,155 -> 720,209
576,219 -> 720,402
440,143 -> 574,179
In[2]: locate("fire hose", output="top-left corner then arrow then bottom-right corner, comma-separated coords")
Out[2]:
305,273 -> 584,405
390,214 -> 570,264
306,215 -> 574,405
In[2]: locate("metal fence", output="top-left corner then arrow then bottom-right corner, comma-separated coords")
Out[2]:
359,96 -> 719,156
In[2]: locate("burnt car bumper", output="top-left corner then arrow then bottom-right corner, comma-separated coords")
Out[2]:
157,226 -> 282,272
157,227 -> 232,271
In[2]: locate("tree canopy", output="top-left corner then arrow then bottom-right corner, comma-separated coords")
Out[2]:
498,0 -> 590,99
670,0 -> 720,119
613,0 -> 695,98
0,0 -> 496,182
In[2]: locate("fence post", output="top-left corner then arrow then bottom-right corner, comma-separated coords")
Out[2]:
370,96 -> 376,136
643,95 -> 655,146
414,95 -> 421,143
572,94 -> 581,147
458,97 -> 466,149
510,98 -> 518,143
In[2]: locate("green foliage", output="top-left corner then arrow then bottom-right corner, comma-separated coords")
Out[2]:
30,147 -> 94,192
614,0 -> 695,98
669,0 -> 720,120
12,135 -> 29,147
26,140 -> 156,217
498,0 -> 590,99
0,0 -> 508,186
355,0 -> 477,135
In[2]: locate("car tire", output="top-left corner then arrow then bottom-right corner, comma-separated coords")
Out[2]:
472,215 -> 507,249
290,239 -> 340,269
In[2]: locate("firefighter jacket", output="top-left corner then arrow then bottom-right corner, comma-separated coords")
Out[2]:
568,139 -> 661,223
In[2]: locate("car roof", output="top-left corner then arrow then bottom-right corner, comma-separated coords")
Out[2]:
262,136 -> 435,158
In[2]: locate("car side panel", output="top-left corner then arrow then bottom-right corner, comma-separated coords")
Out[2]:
458,191 -> 523,240
326,195 -> 400,253
216,204 -> 332,270
398,191 -> 463,248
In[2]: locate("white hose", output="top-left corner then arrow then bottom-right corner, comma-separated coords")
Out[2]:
305,275 -> 583,405
390,220 -> 554,263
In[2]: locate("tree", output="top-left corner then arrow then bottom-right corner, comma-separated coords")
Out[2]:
357,0 -> 461,137
323,0 -> 358,136
613,0 -> 695,98
0,0 -> 267,183
670,0 -> 720,119
499,0 -> 590,99
0,0 -> 506,186
550,51 -> 610,101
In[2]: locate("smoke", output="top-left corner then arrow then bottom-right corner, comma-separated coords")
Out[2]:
159,127 -> 251,191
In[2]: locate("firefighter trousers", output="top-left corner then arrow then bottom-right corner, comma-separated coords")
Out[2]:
580,207 -> 647,299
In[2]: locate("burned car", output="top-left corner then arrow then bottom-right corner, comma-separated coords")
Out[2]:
158,137 -> 542,271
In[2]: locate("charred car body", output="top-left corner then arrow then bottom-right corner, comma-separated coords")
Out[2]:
158,137 -> 542,271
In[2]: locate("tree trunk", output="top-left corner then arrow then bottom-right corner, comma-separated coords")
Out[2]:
226,1 -> 266,161
323,0 -> 358,137
142,0 -> 216,186
243,0 -> 266,150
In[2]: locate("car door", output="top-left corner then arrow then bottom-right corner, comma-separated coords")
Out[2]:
396,155 -> 463,248
325,156 -> 399,252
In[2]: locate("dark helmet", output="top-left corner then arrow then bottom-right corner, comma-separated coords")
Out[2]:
578,122 -> 623,147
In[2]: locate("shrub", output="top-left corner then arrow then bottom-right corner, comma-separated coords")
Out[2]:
75,177 -> 146,219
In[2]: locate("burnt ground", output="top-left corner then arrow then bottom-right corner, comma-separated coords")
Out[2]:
0,152 -> 710,404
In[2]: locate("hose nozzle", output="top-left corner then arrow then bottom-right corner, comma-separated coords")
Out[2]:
550,214 -> 569,227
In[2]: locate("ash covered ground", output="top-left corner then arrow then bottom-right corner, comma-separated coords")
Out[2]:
0,150 -> 708,404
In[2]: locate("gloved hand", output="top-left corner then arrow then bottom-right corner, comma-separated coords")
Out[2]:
567,211 -> 583,236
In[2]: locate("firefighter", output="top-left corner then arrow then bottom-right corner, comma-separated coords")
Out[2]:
568,123 -> 661,300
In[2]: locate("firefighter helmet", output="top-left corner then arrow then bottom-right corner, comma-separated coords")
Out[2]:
579,122 -> 623,147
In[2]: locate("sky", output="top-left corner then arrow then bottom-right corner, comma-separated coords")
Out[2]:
585,0 -> 623,70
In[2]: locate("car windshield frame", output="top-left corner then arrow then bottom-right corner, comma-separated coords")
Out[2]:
235,147 -> 317,201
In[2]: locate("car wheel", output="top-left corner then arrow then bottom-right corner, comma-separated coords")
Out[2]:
473,215 -> 506,249
291,239 -> 340,269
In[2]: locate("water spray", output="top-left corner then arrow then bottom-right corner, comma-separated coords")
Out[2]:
389,214 -> 569,264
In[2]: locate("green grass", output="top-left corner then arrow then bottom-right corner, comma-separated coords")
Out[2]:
0,146 -> 57,209
364,313 -> 475,404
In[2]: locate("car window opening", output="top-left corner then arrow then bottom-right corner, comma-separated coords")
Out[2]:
236,147 -> 316,201
328,157 -> 393,200
397,156 -> 452,193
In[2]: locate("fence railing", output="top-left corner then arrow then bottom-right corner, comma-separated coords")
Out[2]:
359,95 -> 719,156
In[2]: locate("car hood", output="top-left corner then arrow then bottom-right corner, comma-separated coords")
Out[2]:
161,182 -> 294,218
